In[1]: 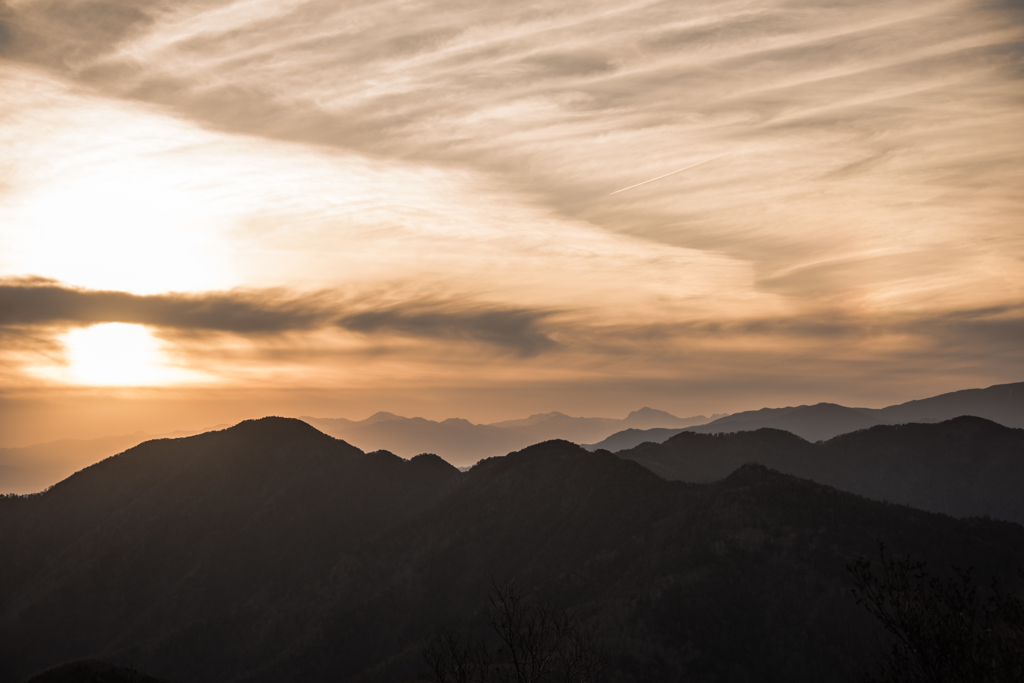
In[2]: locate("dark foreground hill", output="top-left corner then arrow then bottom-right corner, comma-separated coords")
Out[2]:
581,426 -> 690,452
0,418 -> 461,682
2,419 -> 1023,682
618,416 -> 1024,524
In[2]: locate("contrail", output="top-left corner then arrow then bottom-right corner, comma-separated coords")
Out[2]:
608,156 -> 722,195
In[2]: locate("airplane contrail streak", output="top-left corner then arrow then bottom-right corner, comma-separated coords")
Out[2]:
608,156 -> 722,195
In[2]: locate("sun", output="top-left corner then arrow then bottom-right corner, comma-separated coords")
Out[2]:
61,323 -> 195,386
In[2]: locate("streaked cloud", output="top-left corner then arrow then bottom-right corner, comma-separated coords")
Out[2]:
590,302 -> 1024,357
0,277 -> 326,333
0,0 -> 1021,439
337,304 -> 558,357
0,277 -> 559,358
5,0 -> 1020,309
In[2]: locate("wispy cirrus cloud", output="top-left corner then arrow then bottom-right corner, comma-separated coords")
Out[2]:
3,0 -> 1021,312
603,303 -> 1024,350
0,0 -> 1022,433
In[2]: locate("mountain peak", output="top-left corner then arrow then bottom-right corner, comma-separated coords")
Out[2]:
363,411 -> 407,425
516,438 -> 586,454
627,407 -> 679,420
487,412 -> 574,428
440,417 -> 475,427
467,438 -> 662,489
715,462 -> 816,494
408,452 -> 463,476
226,416 -> 331,440
622,406 -> 704,429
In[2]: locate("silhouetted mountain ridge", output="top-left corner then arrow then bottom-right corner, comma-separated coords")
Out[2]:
3,420 -> 1024,682
0,426 -> 226,495
272,438 -> 1024,681
0,417 -> 462,682
619,415 -> 1024,523
7,380 -> 1018,495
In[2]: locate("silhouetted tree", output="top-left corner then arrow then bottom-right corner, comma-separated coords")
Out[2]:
849,544 -> 1024,683
423,582 -> 604,683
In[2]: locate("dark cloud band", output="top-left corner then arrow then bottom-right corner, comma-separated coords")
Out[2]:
337,306 -> 558,357
0,278 -> 558,356
591,304 -> 1024,361
0,277 -> 323,333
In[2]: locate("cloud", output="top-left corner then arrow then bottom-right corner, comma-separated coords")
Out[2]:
0,277 -> 325,333
0,2 -> 14,53
578,303 -> 1024,367
337,304 -> 558,357
5,1 -> 1021,282
522,50 -> 615,78
0,278 -> 559,356
0,0 -> 1022,404
0,0 -> 161,65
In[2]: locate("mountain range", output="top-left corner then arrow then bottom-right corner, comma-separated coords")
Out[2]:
3,416 -> 1023,682
585,380 -> 1024,450
618,416 -> 1024,524
0,410 -> 710,494
299,407 -> 717,465
5,381 -> 1019,495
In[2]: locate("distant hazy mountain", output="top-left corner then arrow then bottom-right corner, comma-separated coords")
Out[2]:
302,407 -> 714,466
869,381 -> 1024,426
618,416 -> 1024,524
658,380 -> 1024,442
589,402 -> 893,451
3,418 -> 1023,682
0,426 -> 226,495
690,402 -> 885,441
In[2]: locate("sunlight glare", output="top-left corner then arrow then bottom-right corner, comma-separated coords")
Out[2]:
62,323 -> 195,386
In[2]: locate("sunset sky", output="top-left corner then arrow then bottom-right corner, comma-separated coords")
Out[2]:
1,0 -> 1022,445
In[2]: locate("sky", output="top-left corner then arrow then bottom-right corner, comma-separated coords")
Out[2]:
0,0 -> 1022,445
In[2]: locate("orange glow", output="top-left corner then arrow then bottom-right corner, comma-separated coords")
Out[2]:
42,324 -> 205,387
